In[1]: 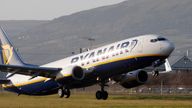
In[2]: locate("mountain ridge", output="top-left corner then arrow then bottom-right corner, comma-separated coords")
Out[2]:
2,0 -> 192,64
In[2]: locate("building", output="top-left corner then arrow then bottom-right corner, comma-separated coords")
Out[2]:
172,56 -> 192,71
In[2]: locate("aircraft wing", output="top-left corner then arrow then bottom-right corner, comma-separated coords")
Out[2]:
0,64 -> 62,79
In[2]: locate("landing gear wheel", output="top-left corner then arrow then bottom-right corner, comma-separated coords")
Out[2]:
153,70 -> 159,77
102,91 -> 108,100
58,88 -> 71,98
96,79 -> 109,100
96,91 -> 102,100
64,89 -> 70,98
95,91 -> 108,100
58,88 -> 64,98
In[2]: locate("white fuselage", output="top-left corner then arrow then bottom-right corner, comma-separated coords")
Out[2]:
7,34 -> 174,89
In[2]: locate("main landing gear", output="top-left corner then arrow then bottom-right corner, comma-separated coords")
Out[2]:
96,80 -> 109,100
58,87 -> 70,98
96,90 -> 108,100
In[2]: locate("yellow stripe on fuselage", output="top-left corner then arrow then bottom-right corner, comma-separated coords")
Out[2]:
3,54 -> 164,89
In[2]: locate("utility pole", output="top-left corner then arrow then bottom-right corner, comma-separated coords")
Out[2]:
161,80 -> 163,95
81,37 -> 95,49
87,37 -> 95,49
186,50 -> 189,57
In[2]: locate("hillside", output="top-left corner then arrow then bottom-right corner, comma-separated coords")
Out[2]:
0,20 -> 49,36
3,0 -> 192,65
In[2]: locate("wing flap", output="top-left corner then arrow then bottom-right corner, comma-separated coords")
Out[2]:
0,64 -> 62,78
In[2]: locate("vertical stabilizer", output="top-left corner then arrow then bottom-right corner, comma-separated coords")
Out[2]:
0,27 -> 25,65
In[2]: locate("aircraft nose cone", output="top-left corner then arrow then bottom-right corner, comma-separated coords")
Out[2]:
161,41 -> 175,56
168,42 -> 175,54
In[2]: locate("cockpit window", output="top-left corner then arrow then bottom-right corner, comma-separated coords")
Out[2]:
150,39 -> 158,42
150,37 -> 167,43
157,37 -> 167,41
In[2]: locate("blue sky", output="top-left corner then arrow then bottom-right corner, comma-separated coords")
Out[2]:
0,0 -> 125,20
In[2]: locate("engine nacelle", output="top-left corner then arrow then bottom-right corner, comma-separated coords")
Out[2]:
56,66 -> 85,80
71,66 -> 85,80
118,70 -> 148,89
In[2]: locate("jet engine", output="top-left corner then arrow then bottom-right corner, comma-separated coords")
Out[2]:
71,66 -> 85,80
56,66 -> 85,80
115,70 -> 148,88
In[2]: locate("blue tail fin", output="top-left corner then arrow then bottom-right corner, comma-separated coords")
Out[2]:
0,27 -> 25,65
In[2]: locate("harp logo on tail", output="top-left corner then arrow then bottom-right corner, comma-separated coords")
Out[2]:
1,44 -> 13,64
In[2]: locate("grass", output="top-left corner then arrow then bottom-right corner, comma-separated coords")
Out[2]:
0,92 -> 191,108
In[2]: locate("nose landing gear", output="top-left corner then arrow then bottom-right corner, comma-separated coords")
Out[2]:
153,69 -> 159,77
152,59 -> 165,77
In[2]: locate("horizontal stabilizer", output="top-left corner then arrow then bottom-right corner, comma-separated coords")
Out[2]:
0,79 -> 10,84
0,64 -> 62,78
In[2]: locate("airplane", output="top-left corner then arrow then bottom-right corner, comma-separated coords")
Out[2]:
0,27 -> 174,100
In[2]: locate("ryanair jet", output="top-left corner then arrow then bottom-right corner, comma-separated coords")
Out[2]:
0,27 -> 174,100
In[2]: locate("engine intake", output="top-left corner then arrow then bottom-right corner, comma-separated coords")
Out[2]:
72,66 -> 85,80
118,70 -> 148,88
56,66 -> 85,80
